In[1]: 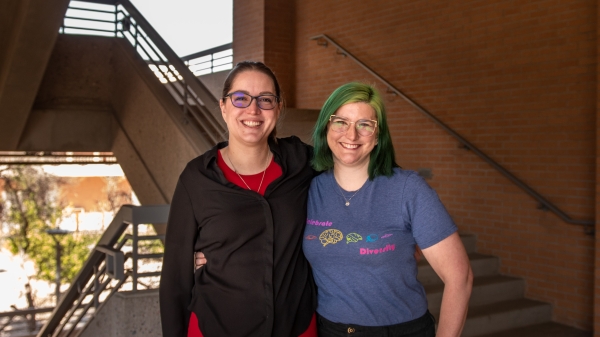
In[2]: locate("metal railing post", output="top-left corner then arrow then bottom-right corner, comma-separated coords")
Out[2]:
114,5 -> 117,37
93,266 -> 100,309
133,16 -> 139,50
132,222 -> 138,292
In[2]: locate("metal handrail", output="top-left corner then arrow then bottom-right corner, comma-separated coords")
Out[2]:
181,43 -> 233,76
116,0 -> 226,146
0,308 -> 55,319
311,34 -> 594,231
61,4 -> 233,76
60,0 -> 228,148
0,307 -> 54,335
181,43 -> 233,61
36,205 -> 169,337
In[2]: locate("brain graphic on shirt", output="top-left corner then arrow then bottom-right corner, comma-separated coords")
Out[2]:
346,233 -> 362,244
319,229 -> 343,246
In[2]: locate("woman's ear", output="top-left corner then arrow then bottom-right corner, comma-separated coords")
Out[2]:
219,99 -> 227,117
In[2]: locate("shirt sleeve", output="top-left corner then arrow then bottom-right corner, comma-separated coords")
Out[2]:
159,178 -> 197,336
403,172 -> 457,249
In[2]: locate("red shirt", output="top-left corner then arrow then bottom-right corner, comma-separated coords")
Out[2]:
217,149 -> 282,196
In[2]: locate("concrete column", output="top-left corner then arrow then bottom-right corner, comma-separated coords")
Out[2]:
0,0 -> 70,149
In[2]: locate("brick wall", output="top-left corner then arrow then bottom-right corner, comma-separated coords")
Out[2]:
595,2 -> 600,335
291,0 -> 595,330
264,0 -> 296,106
232,0 -> 264,64
233,0 -> 296,105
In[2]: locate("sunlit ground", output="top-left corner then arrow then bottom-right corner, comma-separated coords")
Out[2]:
0,248 -> 55,311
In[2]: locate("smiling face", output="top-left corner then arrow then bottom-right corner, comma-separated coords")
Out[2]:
327,102 -> 378,171
220,70 -> 281,148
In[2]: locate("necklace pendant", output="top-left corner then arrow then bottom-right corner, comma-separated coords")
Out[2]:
345,201 -> 350,206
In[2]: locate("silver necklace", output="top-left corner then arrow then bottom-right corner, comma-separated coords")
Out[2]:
226,150 -> 270,193
334,175 -> 365,206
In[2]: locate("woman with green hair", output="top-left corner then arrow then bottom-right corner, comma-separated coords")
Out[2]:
303,82 -> 473,336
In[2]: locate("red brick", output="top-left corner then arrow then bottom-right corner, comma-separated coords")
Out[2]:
235,0 -> 597,331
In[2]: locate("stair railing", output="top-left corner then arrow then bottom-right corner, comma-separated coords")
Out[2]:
36,204 -> 169,337
311,34 -> 594,233
181,43 -> 233,76
61,0 -> 227,148
119,0 -> 227,147
0,307 -> 55,335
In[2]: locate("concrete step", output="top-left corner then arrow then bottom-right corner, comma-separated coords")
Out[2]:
426,274 -> 524,314
418,252 -> 499,286
459,298 -> 552,337
478,321 -> 591,337
420,232 -> 587,337
417,232 -> 483,287
461,233 -> 477,254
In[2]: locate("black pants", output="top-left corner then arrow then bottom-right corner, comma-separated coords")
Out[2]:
317,311 -> 436,337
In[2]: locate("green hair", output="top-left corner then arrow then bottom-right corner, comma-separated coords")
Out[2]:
311,82 -> 399,179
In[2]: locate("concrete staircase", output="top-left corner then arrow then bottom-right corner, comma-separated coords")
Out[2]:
420,234 -> 591,337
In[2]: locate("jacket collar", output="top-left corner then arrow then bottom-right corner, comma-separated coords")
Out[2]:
201,138 -> 283,170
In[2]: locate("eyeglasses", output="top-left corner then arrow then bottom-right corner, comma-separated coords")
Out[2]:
329,115 -> 378,137
224,91 -> 280,110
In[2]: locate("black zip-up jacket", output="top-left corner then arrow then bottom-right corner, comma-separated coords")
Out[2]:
159,136 -> 317,336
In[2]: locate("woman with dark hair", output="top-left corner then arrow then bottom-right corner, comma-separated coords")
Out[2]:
303,82 -> 473,336
159,61 -> 317,337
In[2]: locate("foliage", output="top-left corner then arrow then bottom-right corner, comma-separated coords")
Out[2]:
0,166 -> 63,254
0,165 -> 99,284
34,231 -> 100,282
125,224 -> 163,256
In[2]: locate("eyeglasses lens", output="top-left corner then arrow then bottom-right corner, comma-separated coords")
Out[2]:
229,92 -> 277,110
330,117 -> 376,136
230,92 -> 251,108
256,96 -> 276,110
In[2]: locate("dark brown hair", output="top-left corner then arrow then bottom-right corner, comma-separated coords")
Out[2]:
221,61 -> 282,141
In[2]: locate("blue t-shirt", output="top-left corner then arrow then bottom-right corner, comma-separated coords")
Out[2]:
302,168 -> 457,326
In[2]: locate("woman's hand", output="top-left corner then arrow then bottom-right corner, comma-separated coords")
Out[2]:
195,252 -> 207,270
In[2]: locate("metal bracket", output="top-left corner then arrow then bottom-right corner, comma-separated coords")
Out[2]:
95,245 -> 125,281
336,49 -> 347,57
458,143 -> 471,151
386,88 -> 398,96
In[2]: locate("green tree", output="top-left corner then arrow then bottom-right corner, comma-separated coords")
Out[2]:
0,166 -> 99,294
1,166 -> 61,246
31,230 -> 100,283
